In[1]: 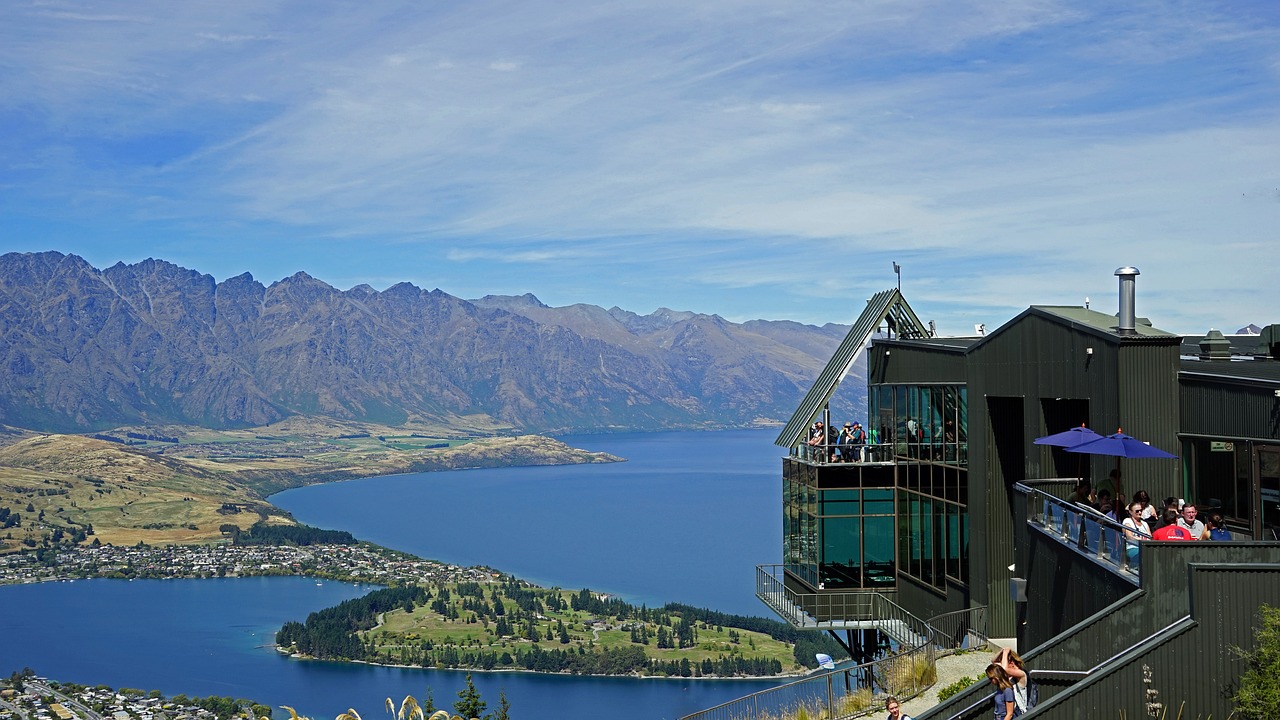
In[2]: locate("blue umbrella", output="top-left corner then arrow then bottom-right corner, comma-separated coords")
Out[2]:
1065,430 -> 1178,459
1034,425 -> 1104,448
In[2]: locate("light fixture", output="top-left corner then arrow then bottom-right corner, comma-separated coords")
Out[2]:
1086,347 -> 1094,355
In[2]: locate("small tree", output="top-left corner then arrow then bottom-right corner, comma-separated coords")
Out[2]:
1234,604 -> 1280,720
453,674 -> 485,720
493,690 -> 510,720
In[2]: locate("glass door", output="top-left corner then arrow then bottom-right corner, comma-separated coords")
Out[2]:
1259,447 -> 1280,540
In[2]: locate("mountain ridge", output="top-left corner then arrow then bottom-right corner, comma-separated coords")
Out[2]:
0,251 -> 855,434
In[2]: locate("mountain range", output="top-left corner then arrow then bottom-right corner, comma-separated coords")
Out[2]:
0,252 -> 855,435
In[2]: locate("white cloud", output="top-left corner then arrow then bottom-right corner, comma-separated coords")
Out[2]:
1,0 -> 1278,332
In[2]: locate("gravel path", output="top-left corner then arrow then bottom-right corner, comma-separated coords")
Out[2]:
898,639 -> 1013,718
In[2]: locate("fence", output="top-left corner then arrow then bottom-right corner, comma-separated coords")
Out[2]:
1019,482 -> 1148,579
680,599 -> 988,720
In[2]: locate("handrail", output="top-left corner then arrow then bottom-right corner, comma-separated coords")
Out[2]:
681,596 -> 988,720
1015,482 -> 1151,579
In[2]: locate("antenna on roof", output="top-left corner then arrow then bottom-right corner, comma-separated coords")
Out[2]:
892,262 -> 901,292
1085,296 -> 1090,310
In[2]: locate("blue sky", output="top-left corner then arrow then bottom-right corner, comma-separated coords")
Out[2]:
2,1 -> 1277,334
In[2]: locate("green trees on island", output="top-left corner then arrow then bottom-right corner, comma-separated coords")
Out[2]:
276,577 -> 841,677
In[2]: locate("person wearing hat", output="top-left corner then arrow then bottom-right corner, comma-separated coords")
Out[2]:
850,421 -> 868,461
837,422 -> 856,462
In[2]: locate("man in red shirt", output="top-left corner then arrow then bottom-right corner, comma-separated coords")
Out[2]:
1152,509 -> 1194,540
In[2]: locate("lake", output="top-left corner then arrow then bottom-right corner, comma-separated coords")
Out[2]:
0,430 -> 789,720
271,429 -> 782,616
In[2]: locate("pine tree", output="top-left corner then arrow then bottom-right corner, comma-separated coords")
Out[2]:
454,673 -> 486,719
493,690 -> 511,720
422,688 -> 436,714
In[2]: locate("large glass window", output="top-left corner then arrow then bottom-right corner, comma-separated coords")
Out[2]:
786,469 -> 899,590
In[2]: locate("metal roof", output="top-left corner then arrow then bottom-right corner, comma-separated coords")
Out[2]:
1029,306 -> 1179,339
1179,357 -> 1280,386
775,288 -> 928,447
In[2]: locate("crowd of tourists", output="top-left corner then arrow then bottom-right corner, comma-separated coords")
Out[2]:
805,420 -> 877,462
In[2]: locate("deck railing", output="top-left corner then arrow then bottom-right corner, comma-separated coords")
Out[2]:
1017,481 -> 1149,580
684,575 -> 988,720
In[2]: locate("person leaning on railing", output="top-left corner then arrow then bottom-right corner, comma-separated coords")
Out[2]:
1121,501 -> 1151,567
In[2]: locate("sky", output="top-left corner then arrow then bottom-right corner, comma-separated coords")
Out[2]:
1,0 -> 1277,335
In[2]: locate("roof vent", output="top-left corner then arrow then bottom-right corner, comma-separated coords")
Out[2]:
1114,266 -> 1139,334
1198,329 -> 1231,360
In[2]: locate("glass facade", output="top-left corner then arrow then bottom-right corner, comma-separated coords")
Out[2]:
872,383 -> 970,591
783,462 -> 896,589
784,382 -> 971,593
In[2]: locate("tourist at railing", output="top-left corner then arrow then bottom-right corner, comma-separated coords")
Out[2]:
1096,490 -> 1115,519
1121,501 -> 1152,568
991,647 -> 1035,714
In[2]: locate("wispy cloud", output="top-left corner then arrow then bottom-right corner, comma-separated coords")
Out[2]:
1,0 -> 1278,331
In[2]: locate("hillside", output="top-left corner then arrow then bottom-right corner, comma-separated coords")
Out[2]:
0,423 -> 618,551
0,252 -> 853,435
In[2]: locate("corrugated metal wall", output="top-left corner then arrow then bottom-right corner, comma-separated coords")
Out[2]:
918,541 -> 1280,720
1180,377 -> 1280,440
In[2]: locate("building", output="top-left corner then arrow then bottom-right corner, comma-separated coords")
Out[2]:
758,269 -> 1280,718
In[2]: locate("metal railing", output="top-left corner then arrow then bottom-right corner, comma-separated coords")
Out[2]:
1017,482 -> 1149,579
788,441 -> 968,467
757,564 -> 878,629
681,596 -> 990,720
927,606 -> 989,656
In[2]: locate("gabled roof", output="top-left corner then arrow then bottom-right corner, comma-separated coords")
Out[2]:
1029,306 -> 1178,340
775,288 -> 928,447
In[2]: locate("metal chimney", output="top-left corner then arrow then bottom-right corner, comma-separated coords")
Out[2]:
1115,266 -> 1140,334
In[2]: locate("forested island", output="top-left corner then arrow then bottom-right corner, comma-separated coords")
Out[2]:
275,577 -> 845,678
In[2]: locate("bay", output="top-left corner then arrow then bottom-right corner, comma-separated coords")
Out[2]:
270,429 -> 783,616
2,430 -> 790,720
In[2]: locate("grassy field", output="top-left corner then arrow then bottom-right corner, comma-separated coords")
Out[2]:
0,420 -> 619,553
364,583 -> 802,674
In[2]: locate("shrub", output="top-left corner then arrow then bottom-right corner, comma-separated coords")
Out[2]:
1233,604 -> 1280,720
937,675 -> 981,702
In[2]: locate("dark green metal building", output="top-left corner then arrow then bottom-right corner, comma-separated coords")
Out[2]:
761,269 -> 1280,717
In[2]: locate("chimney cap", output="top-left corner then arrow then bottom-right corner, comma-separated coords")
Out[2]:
1114,266 -> 1140,277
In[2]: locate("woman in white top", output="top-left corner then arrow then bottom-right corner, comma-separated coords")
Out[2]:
1121,500 -> 1151,569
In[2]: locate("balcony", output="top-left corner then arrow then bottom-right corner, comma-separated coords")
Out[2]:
756,564 -> 929,648
1016,480 -> 1143,582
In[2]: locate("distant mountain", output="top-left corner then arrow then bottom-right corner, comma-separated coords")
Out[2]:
0,252 -> 854,434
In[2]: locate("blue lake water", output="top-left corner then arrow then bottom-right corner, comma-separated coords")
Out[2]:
271,429 -> 782,616
0,430 -> 788,720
